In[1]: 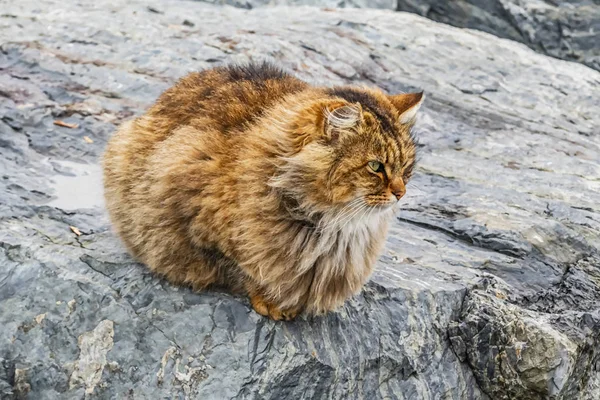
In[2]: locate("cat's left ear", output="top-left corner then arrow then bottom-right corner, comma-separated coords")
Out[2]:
323,102 -> 362,142
388,92 -> 424,124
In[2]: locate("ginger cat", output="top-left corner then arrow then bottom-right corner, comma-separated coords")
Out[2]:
103,62 -> 423,320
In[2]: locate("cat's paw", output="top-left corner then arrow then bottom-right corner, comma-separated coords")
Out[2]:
250,294 -> 298,321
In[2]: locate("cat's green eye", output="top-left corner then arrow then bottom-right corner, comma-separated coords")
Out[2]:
368,160 -> 384,173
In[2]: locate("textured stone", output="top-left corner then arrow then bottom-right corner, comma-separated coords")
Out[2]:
0,0 -> 599,399
196,0 -> 600,71
69,320 -> 115,395
396,0 -> 600,72
200,0 -> 397,10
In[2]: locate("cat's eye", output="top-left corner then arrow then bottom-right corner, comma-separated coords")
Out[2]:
367,160 -> 384,173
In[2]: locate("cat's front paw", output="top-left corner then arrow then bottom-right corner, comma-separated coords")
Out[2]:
250,294 -> 299,321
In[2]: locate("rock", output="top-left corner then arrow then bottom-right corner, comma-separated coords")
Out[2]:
69,320 -> 115,395
194,0 -> 600,72
0,0 -> 599,399
396,0 -> 600,72
196,0 -> 397,10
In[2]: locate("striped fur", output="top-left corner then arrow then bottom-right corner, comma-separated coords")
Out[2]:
102,63 -> 423,320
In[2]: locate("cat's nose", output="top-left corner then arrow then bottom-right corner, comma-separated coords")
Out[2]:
389,178 -> 406,200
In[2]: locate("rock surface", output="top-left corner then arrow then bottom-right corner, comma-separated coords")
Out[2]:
397,0 -> 600,72
0,0 -> 599,399
198,0 -> 600,72
199,0 -> 398,10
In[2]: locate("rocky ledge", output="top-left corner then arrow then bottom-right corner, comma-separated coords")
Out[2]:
195,0 -> 600,72
0,0 -> 599,399
396,0 -> 600,72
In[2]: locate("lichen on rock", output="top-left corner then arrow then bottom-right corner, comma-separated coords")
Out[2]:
69,320 -> 115,395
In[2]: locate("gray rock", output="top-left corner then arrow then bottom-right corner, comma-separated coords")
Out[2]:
192,0 -> 600,72
396,0 -> 600,72
196,0 -> 397,10
0,1 -> 599,399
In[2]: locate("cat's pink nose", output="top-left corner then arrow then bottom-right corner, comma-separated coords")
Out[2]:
389,178 -> 406,200
393,190 -> 406,200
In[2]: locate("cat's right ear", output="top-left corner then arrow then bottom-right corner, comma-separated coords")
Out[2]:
388,92 -> 424,124
323,102 -> 362,142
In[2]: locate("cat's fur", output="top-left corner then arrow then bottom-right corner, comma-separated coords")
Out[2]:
103,62 -> 423,320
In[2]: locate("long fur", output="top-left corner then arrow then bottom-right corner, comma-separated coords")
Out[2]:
102,63 -> 422,318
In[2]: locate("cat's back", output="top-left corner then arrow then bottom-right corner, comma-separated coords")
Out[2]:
107,62 -> 309,165
149,62 -> 309,135
104,63 -> 308,187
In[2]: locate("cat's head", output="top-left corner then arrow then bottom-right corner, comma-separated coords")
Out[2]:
270,86 -> 423,218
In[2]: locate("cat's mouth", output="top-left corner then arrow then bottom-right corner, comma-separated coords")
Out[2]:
365,194 -> 397,208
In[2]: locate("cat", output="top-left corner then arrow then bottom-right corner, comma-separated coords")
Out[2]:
102,62 -> 423,320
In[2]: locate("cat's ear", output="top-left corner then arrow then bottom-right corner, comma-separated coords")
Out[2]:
388,92 -> 424,124
323,102 -> 362,142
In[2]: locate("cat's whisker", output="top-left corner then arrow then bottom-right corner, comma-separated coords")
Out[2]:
349,205 -> 372,229
338,208 -> 363,232
358,206 -> 376,232
319,204 -> 355,232
337,203 -> 368,232
329,201 -> 365,231
318,204 -> 345,230
318,198 -> 363,231
365,205 -> 376,224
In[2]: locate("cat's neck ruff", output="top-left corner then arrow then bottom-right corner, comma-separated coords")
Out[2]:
287,203 -> 392,284
317,202 -> 393,234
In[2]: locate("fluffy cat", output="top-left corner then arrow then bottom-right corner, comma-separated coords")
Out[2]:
102,62 -> 423,320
